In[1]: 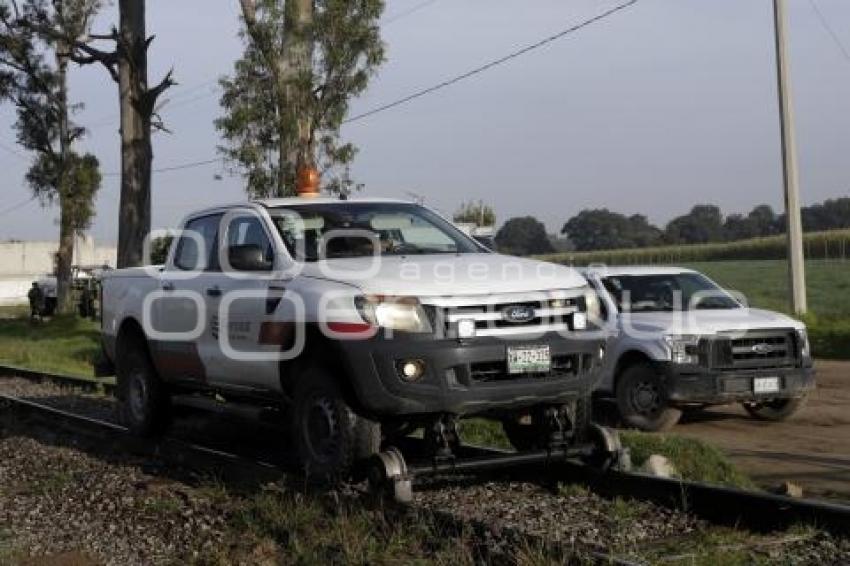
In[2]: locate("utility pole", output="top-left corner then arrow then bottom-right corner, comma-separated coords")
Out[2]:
773,0 -> 807,315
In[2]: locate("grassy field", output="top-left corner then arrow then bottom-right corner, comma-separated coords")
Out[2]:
0,310 -> 100,377
682,260 -> 850,359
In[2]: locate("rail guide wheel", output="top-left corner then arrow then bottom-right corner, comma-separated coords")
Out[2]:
368,446 -> 412,504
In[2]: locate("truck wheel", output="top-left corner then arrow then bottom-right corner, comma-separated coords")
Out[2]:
292,366 -> 381,480
117,343 -> 172,436
743,394 -> 807,421
616,363 -> 682,432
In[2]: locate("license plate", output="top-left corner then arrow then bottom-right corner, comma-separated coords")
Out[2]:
753,377 -> 780,394
507,345 -> 551,374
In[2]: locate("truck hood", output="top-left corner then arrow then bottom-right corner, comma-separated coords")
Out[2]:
300,253 -> 588,296
618,307 -> 805,335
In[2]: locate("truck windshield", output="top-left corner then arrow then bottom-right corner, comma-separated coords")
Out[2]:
601,273 -> 741,312
268,202 -> 485,261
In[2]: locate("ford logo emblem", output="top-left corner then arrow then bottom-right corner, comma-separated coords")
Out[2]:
751,343 -> 776,355
502,305 -> 536,324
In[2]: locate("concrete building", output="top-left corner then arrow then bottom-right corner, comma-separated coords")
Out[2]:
0,236 -> 116,305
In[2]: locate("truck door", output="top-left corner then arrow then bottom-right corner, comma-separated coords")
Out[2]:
153,213 -> 222,383
205,210 -> 283,392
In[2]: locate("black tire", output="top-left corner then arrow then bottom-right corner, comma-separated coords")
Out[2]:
116,341 -> 172,436
616,362 -> 682,432
292,366 -> 380,480
743,394 -> 808,421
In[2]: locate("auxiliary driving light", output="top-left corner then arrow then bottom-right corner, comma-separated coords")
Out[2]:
399,359 -> 426,382
457,318 -> 476,339
572,312 -> 588,331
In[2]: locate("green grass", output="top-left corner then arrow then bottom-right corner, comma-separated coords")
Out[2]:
684,260 -> 850,359
0,311 -> 100,377
459,419 -> 754,489
621,431 -> 754,489
197,486 -> 485,564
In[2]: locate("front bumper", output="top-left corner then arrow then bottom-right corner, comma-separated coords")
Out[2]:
659,362 -> 815,405
337,332 -> 604,418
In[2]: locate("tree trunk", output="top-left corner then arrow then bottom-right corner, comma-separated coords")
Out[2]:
116,0 -> 152,268
280,0 -> 313,194
55,12 -> 74,314
56,195 -> 75,314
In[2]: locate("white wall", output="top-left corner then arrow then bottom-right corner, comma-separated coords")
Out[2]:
0,236 -> 116,305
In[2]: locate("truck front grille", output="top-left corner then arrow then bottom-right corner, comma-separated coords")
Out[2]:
423,291 -> 585,338
704,330 -> 798,370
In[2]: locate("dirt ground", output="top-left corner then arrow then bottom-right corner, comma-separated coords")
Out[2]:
673,360 -> 850,503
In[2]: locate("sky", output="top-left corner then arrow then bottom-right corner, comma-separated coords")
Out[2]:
1,0 -> 849,245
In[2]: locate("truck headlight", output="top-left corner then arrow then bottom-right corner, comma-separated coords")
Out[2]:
664,334 -> 700,365
584,291 -> 601,322
355,296 -> 432,334
796,328 -> 810,358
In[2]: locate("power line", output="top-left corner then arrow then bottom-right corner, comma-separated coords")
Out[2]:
807,0 -> 850,63
0,196 -> 36,219
103,157 -> 222,177
344,0 -> 639,124
384,0 -> 439,26
103,0 -> 640,177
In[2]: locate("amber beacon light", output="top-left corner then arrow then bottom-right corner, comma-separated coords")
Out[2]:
296,165 -> 321,198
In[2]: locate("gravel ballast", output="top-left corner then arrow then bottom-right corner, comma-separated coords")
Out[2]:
1,376 -> 848,564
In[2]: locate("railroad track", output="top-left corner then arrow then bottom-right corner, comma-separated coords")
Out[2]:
1,363 -> 849,544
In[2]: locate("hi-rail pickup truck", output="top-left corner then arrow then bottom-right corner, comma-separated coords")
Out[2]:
582,266 -> 815,432
100,197 -> 615,480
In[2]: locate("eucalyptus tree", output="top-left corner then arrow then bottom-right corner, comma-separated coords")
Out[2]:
218,0 -> 385,197
0,0 -> 102,313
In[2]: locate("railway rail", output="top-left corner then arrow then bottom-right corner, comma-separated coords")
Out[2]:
1,363 -> 849,544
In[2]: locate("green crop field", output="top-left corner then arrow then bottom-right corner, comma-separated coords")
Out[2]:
539,229 -> 850,266
684,260 -> 850,359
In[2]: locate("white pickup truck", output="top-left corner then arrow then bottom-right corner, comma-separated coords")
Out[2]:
100,198 -> 609,477
582,266 -> 815,431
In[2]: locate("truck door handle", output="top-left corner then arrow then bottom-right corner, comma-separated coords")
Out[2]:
206,287 -> 222,297
162,282 -> 175,292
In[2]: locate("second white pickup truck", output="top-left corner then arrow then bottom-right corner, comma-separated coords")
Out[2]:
582,266 -> 815,431
100,197 -> 611,478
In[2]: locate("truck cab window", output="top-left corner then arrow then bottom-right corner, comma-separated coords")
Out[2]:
225,215 -> 275,270
270,202 -> 481,261
173,214 -> 221,271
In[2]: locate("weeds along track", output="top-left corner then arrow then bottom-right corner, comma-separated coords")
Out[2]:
1,365 -> 849,563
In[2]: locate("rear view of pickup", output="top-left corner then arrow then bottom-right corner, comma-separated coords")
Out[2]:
101,197 -> 615,480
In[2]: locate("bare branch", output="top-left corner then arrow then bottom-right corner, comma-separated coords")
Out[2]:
146,68 -> 175,105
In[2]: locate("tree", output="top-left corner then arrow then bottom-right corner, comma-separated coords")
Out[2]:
453,200 -> 495,227
800,197 -> 850,232
723,204 -> 779,241
561,208 -> 661,251
664,205 -> 725,244
747,204 -> 779,236
21,0 -> 175,268
495,217 -> 554,256
0,0 -> 102,313
218,0 -> 385,198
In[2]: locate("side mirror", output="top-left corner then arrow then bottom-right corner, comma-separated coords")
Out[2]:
228,244 -> 272,271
